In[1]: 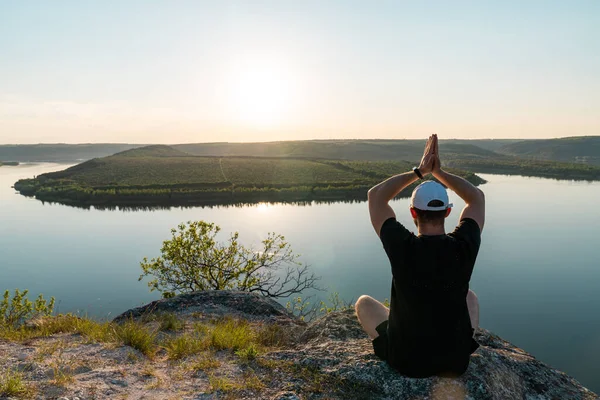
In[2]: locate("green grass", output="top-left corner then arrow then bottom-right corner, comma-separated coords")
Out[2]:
210,318 -> 255,351
0,369 -> 31,398
164,334 -> 207,360
222,158 -> 369,186
235,344 -> 260,361
189,353 -> 221,372
116,321 -> 158,357
157,313 -> 184,332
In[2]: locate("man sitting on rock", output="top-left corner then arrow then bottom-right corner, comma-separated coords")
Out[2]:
357,134 -> 484,377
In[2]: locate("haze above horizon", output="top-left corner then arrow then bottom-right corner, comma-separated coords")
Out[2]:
1,1 -> 599,145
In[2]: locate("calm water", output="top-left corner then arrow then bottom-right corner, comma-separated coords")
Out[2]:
2,163 -> 600,392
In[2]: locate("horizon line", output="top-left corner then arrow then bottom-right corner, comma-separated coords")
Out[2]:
2,135 -> 599,146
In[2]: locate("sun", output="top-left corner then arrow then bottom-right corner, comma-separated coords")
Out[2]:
225,59 -> 295,127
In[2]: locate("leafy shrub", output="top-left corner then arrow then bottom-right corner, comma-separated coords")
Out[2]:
0,289 -> 55,328
139,221 -> 320,299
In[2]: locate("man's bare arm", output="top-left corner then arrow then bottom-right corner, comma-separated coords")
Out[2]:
368,172 -> 419,236
368,135 -> 437,236
432,167 -> 485,231
431,134 -> 485,231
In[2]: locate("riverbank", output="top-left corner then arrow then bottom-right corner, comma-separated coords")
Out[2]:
0,291 -> 596,400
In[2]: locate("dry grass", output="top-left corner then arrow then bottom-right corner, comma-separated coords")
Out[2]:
115,321 -> 157,357
189,352 -> 221,372
164,333 -> 207,360
0,369 -> 32,399
209,318 -> 255,351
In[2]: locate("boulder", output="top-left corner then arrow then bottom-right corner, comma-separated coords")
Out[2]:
113,290 -> 304,327
275,308 -> 598,399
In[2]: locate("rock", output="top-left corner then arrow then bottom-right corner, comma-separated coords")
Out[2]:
112,290 -> 304,328
110,379 -> 129,387
16,352 -> 30,361
271,392 -> 301,400
73,365 -> 93,375
271,308 -> 598,400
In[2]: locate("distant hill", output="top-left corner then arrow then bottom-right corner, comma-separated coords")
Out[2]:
112,145 -> 191,158
175,140 -> 501,162
497,136 -> 600,165
443,139 -> 521,152
0,140 -> 504,163
0,144 -> 144,162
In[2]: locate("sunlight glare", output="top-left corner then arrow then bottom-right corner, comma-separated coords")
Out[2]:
256,202 -> 271,212
226,59 -> 295,127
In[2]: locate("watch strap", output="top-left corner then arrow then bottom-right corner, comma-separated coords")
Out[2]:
412,167 -> 424,179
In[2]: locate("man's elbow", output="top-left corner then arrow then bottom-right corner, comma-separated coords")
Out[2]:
367,187 -> 378,201
478,188 -> 485,201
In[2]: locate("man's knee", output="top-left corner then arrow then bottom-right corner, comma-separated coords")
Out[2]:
355,295 -> 374,313
467,290 -> 478,306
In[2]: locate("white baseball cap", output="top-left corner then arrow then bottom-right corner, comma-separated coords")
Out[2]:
410,181 -> 453,211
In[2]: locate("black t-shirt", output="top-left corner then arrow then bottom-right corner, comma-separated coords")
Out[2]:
379,217 -> 481,378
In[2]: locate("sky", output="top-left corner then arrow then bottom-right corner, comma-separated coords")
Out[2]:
1,1 -> 599,144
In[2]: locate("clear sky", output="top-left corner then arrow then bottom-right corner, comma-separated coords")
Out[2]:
1,1 -> 599,144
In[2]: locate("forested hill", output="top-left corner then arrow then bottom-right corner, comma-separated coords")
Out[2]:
3,137 -> 599,165
13,145 -> 484,208
496,136 -> 600,165
0,144 -> 143,162
174,140 -> 500,162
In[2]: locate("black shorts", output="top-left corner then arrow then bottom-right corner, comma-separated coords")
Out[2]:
372,320 -> 389,361
371,320 -> 480,363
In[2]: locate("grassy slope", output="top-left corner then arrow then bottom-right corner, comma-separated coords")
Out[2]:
496,136 -> 600,165
175,139 -> 501,162
0,140 -> 499,163
13,146 -> 484,207
0,144 -> 144,162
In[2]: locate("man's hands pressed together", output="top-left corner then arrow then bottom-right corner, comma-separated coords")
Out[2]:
368,133 -> 485,235
418,134 -> 438,176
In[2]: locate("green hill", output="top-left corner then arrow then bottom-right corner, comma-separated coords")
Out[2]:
13,145 -> 484,208
497,136 -> 600,165
175,139 -> 500,162
0,144 -> 144,162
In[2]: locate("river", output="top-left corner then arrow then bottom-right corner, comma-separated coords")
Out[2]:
1,163 -> 599,391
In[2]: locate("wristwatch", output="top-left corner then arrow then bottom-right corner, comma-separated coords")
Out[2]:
412,167 -> 424,179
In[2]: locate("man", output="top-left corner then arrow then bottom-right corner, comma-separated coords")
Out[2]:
356,134 -> 484,378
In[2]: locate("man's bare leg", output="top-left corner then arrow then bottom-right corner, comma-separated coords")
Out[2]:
467,290 -> 479,332
355,295 -> 390,339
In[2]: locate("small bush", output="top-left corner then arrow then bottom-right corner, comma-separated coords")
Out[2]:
116,321 -> 157,357
235,344 -> 260,361
1,289 -> 55,328
0,369 -> 30,398
164,334 -> 206,360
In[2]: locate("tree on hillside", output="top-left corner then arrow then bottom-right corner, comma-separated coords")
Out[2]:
139,221 -> 321,299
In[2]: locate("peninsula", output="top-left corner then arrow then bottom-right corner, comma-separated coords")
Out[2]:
13,145 -> 485,208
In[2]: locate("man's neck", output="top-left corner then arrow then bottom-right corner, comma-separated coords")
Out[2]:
418,224 -> 446,236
